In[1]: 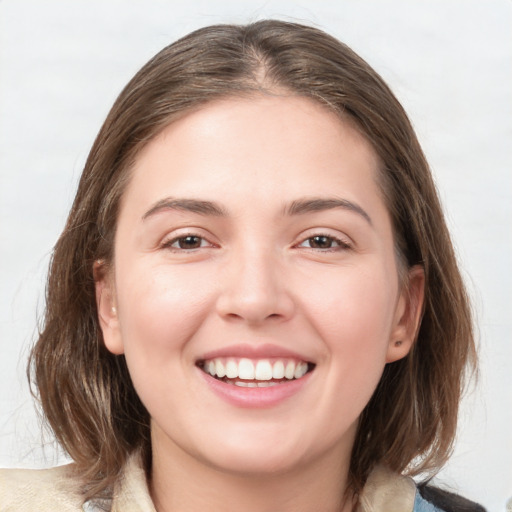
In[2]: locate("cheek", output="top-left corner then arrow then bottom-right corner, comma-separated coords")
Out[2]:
304,265 -> 397,344
112,263 -> 217,419
115,263 -> 215,357
300,263 -> 398,397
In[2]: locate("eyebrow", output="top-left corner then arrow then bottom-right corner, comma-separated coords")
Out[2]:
284,197 -> 372,225
142,197 -> 227,220
142,196 -> 372,225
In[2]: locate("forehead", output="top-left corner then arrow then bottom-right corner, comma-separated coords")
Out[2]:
124,95 -> 382,205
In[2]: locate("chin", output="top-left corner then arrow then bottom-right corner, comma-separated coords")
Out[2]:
190,424 -> 325,477
202,447 -> 306,477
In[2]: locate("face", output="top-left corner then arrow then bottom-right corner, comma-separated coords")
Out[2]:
96,95 -> 424,478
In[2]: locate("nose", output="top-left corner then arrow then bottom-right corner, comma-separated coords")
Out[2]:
215,246 -> 295,325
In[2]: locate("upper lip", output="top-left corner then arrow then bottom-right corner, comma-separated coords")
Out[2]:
197,343 -> 313,363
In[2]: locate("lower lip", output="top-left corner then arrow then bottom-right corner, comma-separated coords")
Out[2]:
198,369 -> 312,408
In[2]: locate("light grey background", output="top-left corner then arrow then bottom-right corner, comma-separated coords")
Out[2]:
1,1 -> 511,510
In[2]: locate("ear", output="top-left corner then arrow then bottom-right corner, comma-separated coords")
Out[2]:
386,265 -> 425,363
93,260 -> 125,355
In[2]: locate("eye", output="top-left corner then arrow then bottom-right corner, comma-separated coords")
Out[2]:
297,234 -> 350,251
162,234 -> 211,251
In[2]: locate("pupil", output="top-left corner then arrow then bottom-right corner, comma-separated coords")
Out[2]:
311,236 -> 331,248
179,236 -> 201,249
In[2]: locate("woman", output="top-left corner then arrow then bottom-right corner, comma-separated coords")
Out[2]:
0,20 -> 483,511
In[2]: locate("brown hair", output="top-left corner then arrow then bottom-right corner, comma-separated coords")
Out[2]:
29,20 -> 476,500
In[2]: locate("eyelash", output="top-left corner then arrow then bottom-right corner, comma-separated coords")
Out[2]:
160,233 -> 214,251
160,232 -> 351,253
295,234 -> 352,252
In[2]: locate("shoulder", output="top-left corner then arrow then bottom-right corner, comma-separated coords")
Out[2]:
0,464 -> 84,511
0,452 -> 155,512
416,484 -> 487,512
358,465 -> 417,511
358,466 -> 486,512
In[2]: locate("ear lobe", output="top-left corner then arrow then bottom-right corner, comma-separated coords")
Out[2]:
386,265 -> 425,363
94,260 -> 125,355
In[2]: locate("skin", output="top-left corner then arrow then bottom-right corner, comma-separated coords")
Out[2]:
96,95 -> 424,512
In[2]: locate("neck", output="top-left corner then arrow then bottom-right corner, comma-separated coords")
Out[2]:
149,436 -> 355,512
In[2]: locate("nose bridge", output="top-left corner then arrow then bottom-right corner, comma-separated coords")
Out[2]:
216,240 -> 294,323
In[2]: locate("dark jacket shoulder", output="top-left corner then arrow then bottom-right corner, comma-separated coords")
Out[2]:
418,483 -> 487,512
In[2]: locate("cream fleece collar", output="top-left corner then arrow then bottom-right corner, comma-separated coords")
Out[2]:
1,452 -> 416,512
108,453 -> 416,512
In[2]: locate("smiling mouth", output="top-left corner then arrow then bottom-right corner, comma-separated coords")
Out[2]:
197,357 -> 315,387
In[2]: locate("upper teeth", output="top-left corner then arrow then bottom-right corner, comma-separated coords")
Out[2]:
203,358 -> 309,381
